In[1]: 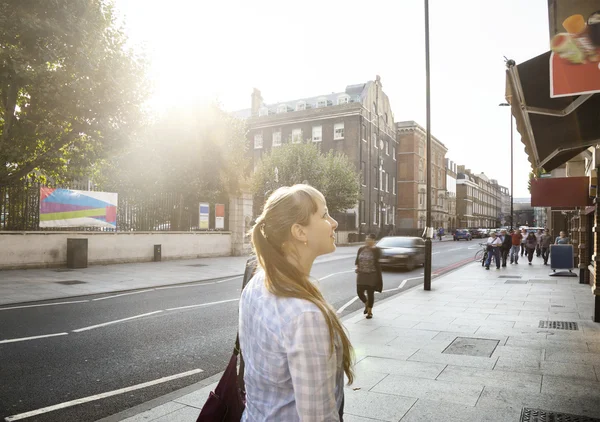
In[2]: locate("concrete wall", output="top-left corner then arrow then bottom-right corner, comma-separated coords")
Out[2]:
0,231 -> 231,270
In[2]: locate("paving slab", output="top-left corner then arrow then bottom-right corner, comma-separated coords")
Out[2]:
399,398 -> 521,422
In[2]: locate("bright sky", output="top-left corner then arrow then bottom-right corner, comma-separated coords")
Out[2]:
115,0 -> 550,198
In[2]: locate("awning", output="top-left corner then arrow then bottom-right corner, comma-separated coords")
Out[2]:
505,51 -> 600,172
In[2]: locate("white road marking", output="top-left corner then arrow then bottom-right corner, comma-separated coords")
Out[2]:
165,298 -> 239,311
432,252 -> 441,255
92,290 -> 155,301
382,275 -> 424,293
0,332 -> 68,345
4,368 -> 203,421
155,276 -> 242,290
72,311 -> 163,333
319,270 -> 355,281
447,248 -> 462,252
336,297 -> 359,314
0,300 -> 89,311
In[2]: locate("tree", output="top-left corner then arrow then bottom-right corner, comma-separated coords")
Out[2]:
251,143 -> 361,215
0,0 -> 148,184
102,102 -> 248,202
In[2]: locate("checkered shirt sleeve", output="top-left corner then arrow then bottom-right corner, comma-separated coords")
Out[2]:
284,309 -> 340,421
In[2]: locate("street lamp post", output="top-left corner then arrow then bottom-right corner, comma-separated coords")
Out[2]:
424,0 -> 432,291
499,102 -> 513,231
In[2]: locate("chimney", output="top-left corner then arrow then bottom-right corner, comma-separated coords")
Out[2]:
251,88 -> 263,117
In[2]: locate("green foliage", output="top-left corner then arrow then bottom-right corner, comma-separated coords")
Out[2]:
102,103 -> 248,203
251,143 -> 361,215
527,168 -> 547,193
0,0 -> 148,184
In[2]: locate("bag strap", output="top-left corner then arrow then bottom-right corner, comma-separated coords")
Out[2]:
235,256 -> 258,391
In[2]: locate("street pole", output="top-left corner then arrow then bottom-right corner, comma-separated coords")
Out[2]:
424,0 -> 432,291
510,111 -> 514,232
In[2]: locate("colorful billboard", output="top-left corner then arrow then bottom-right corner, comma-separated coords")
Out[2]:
550,12 -> 600,97
40,188 -> 118,228
215,204 -> 225,230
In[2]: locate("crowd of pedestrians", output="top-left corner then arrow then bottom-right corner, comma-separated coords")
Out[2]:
484,227 -> 570,270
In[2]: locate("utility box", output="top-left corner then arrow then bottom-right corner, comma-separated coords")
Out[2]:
66,238 -> 88,269
154,244 -> 161,262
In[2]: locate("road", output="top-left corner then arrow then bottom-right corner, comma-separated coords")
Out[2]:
0,239 -> 480,422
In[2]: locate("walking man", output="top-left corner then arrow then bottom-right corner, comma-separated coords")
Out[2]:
535,229 -> 543,257
510,229 -> 522,264
520,228 -> 527,257
485,231 -> 502,270
540,229 -> 552,265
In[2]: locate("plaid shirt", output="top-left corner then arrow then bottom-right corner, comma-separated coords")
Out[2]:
239,271 -> 343,421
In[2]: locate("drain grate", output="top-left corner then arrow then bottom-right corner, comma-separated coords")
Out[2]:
187,264 -> 207,267
55,280 -> 87,285
498,275 -> 522,279
54,268 -> 74,273
505,279 -> 528,284
538,321 -> 579,330
521,408 -> 600,421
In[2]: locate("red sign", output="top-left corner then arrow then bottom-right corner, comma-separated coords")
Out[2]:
550,12 -> 600,97
531,177 -> 592,207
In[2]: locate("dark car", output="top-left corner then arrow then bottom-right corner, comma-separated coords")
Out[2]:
454,229 -> 472,241
377,236 -> 425,271
469,229 -> 483,239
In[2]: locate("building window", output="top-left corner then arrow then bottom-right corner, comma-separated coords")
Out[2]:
385,140 -> 390,155
272,130 -> 281,147
360,200 -> 365,223
385,172 -> 389,192
419,194 -> 423,205
312,126 -> 322,142
418,160 -> 424,181
380,167 -> 383,190
372,102 -> 377,115
393,176 -> 396,194
296,101 -> 306,111
292,128 -> 302,143
334,123 -> 344,140
373,132 -> 378,148
392,206 -> 395,225
254,133 -> 263,149
362,124 -> 367,142
419,141 -> 424,157
373,202 -> 378,224
373,166 -> 378,189
393,145 -> 396,160
380,139 -> 384,150
317,97 -> 327,108
360,161 -> 366,186
277,104 -> 287,114
258,107 -> 269,117
337,95 -> 349,105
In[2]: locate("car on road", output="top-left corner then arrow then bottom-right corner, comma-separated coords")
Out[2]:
454,229 -> 472,241
377,236 -> 425,271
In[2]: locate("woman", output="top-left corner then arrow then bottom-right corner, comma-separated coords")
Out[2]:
354,234 -> 383,319
485,231 -> 502,270
239,184 -> 353,421
525,232 -> 537,265
555,231 -> 570,245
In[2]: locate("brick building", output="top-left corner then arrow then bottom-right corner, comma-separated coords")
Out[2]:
396,121 -> 448,231
237,76 -> 398,238
446,159 -> 458,231
456,166 -> 501,228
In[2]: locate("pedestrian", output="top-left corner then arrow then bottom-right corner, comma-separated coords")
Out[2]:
555,231 -> 570,245
239,184 -> 353,421
510,229 -> 522,264
485,231 -> 502,270
355,234 -> 383,319
525,232 -> 537,265
535,229 -> 543,257
500,229 -> 512,267
520,228 -> 527,257
540,229 -> 553,265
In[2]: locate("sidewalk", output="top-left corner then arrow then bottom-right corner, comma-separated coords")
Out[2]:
0,246 -> 360,306
101,255 -> 600,422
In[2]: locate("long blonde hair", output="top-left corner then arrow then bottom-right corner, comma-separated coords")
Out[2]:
251,184 -> 354,384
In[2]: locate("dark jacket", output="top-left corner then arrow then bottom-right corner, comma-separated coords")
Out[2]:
501,234 -> 512,251
355,246 -> 383,293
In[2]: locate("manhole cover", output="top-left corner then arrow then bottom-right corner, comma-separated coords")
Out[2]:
54,268 -> 74,273
505,279 -> 528,284
521,407 -> 600,421
538,321 -> 579,330
442,337 -> 500,357
187,264 -> 207,267
498,275 -> 522,278
55,280 -> 87,285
